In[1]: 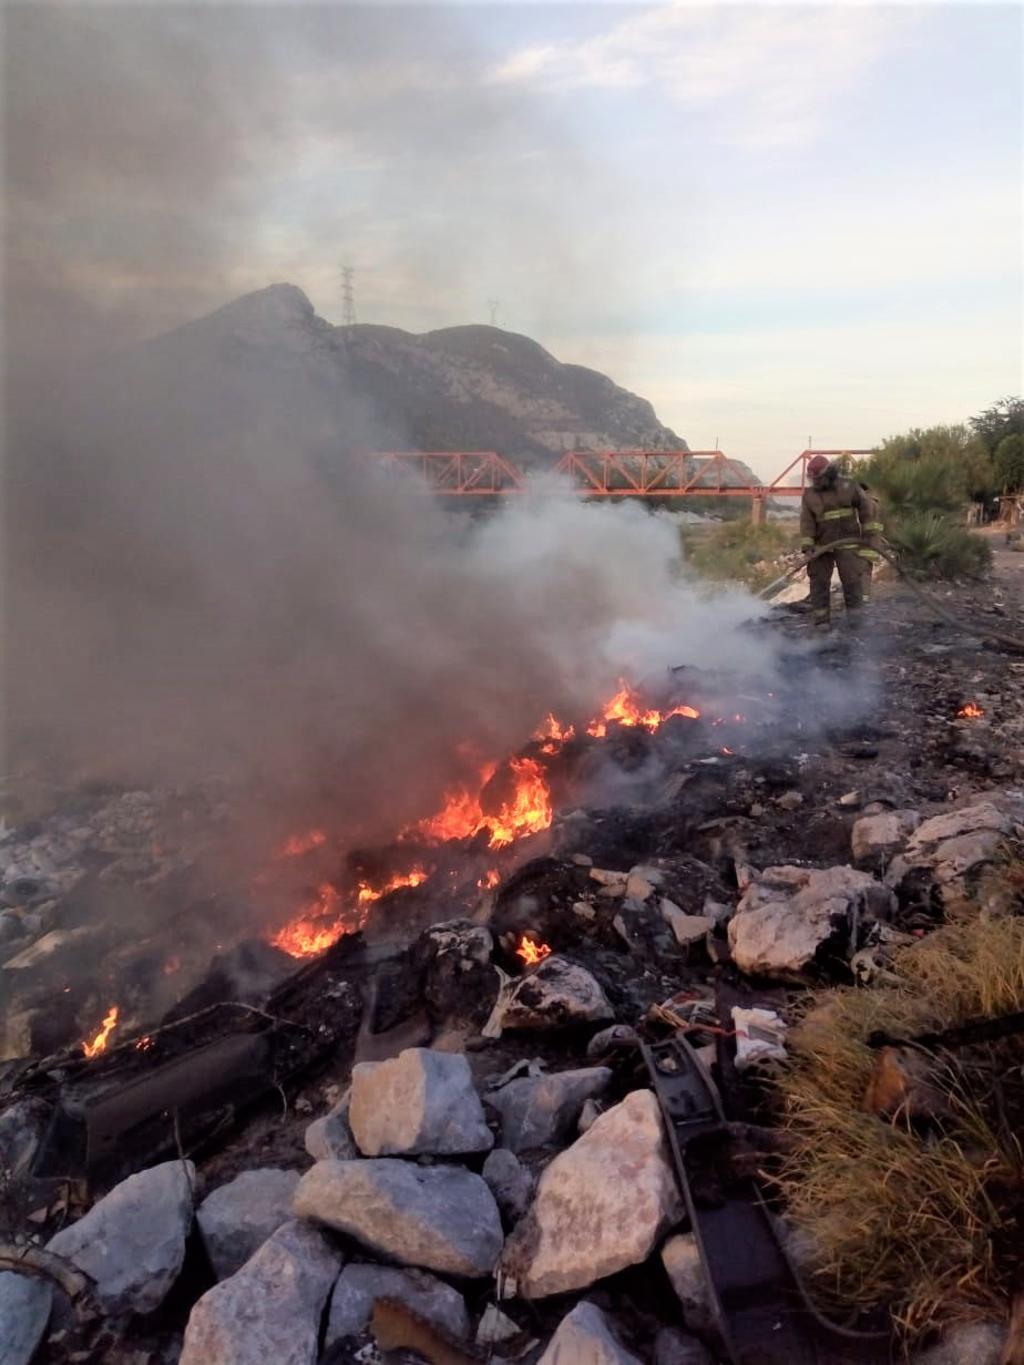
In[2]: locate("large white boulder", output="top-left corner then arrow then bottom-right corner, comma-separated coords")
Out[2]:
499,956 -> 615,1032
180,1219 -> 342,1365
728,864 -> 894,978
47,1159 -> 194,1316
349,1048 -> 492,1156
851,810 -> 921,865
502,1089 -> 682,1298
293,1158 -> 503,1278
887,797 -> 1023,907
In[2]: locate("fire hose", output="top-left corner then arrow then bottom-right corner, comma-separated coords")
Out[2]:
759,540 -> 1024,656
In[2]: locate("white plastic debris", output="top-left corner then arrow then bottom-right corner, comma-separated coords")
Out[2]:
732,1007 -> 787,1071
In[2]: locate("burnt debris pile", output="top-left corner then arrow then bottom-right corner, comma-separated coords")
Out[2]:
1,595 -> 1023,1365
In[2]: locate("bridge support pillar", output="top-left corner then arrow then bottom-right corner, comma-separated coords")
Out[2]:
750,495 -> 767,526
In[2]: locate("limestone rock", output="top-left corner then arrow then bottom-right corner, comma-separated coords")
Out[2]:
502,1090 -> 682,1298
197,1169 -> 300,1280
887,798 -> 1022,907
907,801 -> 1015,850
180,1219 -> 342,1365
477,1303 -> 523,1348
486,1067 -> 612,1152
851,810 -> 921,865
661,1232 -> 713,1336
349,1047 -> 492,1156
500,956 -> 614,1032
304,1089 -> 358,1161
626,865 -> 663,901
589,868 -> 628,894
661,901 -> 712,949
537,1301 -> 642,1365
728,864 -> 894,978
0,1271 -> 51,1365
482,1147 -> 534,1224
294,1158 -> 503,1278
47,1159 -> 194,1316
326,1263 -> 468,1346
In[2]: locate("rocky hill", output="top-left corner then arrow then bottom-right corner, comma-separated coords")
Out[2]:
136,283 -> 689,462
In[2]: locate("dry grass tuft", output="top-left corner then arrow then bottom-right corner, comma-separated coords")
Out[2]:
776,916 -> 1024,1341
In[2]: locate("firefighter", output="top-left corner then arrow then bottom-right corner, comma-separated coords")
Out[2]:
855,480 -> 884,604
799,455 -> 873,629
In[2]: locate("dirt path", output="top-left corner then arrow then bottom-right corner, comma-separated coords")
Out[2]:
981,525 -> 1024,597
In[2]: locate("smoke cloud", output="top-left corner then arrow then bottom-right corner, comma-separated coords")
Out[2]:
4,6 -> 777,853
7,285 -> 773,844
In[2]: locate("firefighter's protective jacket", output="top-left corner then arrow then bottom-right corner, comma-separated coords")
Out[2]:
799,476 -> 874,553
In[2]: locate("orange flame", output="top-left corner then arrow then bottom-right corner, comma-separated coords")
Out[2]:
533,713 -> 575,753
272,868 -> 430,959
356,868 -> 429,905
82,1005 -> 119,1058
413,767 -> 496,843
278,829 -> 327,858
271,883 -> 346,958
409,758 -> 552,850
957,702 -> 984,718
516,935 -> 552,966
163,955 -> 181,976
478,868 -> 501,890
135,1035 -> 154,1052
587,681 -> 699,738
488,758 -> 552,848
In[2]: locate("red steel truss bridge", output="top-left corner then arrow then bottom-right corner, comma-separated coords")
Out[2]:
371,448 -> 873,505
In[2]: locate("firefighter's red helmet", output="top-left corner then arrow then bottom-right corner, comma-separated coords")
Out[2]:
807,455 -> 830,479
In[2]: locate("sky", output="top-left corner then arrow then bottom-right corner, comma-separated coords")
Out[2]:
4,1 -> 1022,477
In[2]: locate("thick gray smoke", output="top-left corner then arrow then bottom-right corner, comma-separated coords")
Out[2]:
4,5 -> 778,851
7,286 -> 773,844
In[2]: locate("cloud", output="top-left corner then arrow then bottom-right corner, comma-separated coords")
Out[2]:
490,3 -> 913,149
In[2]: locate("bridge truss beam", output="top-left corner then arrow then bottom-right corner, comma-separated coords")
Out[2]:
373,448 -> 874,499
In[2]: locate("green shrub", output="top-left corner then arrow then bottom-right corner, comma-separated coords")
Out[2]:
683,520 -> 796,589
994,433 -> 1024,493
857,425 -> 995,514
887,510 -> 992,579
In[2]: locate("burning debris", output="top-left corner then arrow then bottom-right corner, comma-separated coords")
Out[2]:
81,1005 -> 119,1059
514,935 -> 552,966
585,680 -> 700,738
1,567 -> 1022,1365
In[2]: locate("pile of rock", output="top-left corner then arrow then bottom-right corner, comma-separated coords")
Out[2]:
0,1038 -> 719,1365
3,786 -> 1020,1364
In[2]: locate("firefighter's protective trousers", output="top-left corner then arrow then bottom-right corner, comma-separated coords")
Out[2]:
800,475 -> 875,626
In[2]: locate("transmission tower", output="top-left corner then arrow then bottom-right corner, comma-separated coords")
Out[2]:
487,298 -> 500,327
340,263 -> 357,326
